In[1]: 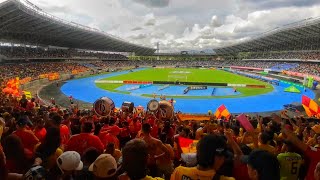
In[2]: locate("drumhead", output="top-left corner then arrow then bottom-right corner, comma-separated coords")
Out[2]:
147,99 -> 159,112
93,97 -> 115,117
159,100 -> 174,119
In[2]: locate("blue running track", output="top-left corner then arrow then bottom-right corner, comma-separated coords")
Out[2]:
61,68 -> 315,114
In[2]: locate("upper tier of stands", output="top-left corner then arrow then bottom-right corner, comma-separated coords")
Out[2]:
0,46 -> 128,60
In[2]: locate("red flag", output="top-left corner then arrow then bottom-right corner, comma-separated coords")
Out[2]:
302,95 -> 320,117
178,136 -> 198,153
214,104 -> 231,120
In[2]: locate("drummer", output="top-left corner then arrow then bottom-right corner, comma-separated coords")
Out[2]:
140,123 -> 170,177
169,98 -> 174,105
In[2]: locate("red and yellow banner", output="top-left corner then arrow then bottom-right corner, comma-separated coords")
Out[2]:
177,114 -> 210,121
39,74 -> 49,79
48,73 -> 60,81
302,95 -> 320,117
214,104 -> 231,120
178,136 -> 198,153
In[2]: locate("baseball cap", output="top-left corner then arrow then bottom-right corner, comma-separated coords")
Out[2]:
242,150 -> 280,179
57,151 -> 83,171
181,153 -> 197,167
89,154 -> 117,178
23,165 -> 47,180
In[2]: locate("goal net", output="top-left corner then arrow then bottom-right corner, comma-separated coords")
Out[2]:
168,75 -> 188,82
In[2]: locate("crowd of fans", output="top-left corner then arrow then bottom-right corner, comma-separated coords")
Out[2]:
1,60 -> 319,87
1,90 -> 320,180
0,47 -> 128,60
291,63 -> 320,76
225,61 -> 320,76
0,62 -> 88,84
247,51 -> 320,60
0,57 -> 320,179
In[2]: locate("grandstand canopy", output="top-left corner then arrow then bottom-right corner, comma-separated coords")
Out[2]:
214,17 -> 320,55
0,0 -> 156,55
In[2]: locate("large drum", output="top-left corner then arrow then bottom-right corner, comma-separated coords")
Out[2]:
147,99 -> 159,112
93,97 -> 115,117
121,101 -> 134,113
158,100 -> 174,120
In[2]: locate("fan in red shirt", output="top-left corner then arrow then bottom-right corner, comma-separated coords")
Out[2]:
99,117 -> 110,133
99,118 -> 120,149
51,114 -> 70,145
33,119 -> 47,143
12,118 -> 39,155
26,98 -> 35,111
99,131 -> 120,149
128,117 -> 142,138
65,122 -> 104,156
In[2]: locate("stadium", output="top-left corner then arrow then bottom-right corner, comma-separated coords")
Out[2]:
0,0 -> 320,180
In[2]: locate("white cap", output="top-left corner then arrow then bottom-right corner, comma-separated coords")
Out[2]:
57,151 -> 83,171
89,154 -> 117,178
181,153 -> 197,167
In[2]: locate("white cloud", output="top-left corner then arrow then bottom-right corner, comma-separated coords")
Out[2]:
0,0 -> 320,52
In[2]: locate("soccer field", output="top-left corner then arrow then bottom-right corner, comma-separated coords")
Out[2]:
102,68 -> 268,84
96,68 -> 274,98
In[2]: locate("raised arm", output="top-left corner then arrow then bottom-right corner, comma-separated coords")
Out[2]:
225,130 -> 243,159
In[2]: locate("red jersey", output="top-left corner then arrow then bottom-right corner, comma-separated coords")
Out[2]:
60,124 -> 70,145
232,163 -> 250,180
119,127 -> 131,138
151,124 -> 159,138
34,127 -> 47,143
147,117 -> 155,126
66,133 -> 104,156
99,132 -> 120,149
100,125 -> 110,133
26,101 -> 35,111
13,129 -> 39,153
129,120 -> 141,133
305,147 -> 320,180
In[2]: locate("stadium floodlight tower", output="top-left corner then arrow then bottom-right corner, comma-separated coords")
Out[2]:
156,42 -> 160,60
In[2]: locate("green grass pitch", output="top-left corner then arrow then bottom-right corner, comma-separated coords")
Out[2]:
95,68 -> 274,98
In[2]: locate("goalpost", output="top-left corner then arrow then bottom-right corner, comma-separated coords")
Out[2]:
167,74 -> 188,82
168,71 -> 191,82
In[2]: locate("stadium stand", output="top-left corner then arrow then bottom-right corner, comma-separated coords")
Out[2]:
0,46 -> 129,60
214,17 -> 320,54
1,0 -> 320,180
0,0 -> 155,56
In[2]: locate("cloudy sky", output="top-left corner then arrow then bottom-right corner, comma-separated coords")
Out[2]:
9,0 -> 320,52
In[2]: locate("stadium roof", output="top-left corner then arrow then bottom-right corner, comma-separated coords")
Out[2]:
0,0 -> 156,55
214,17 -> 320,55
